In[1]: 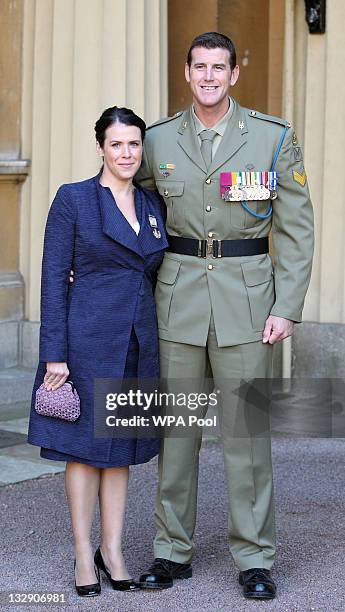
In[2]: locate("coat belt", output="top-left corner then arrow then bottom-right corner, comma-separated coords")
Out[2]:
167,235 -> 269,258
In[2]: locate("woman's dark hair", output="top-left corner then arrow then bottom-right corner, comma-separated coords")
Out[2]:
95,106 -> 146,147
187,32 -> 236,71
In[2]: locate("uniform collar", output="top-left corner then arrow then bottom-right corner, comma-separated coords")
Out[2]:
192,97 -> 234,137
176,100 -> 248,176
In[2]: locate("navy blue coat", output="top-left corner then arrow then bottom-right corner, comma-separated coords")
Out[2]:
28,173 -> 168,464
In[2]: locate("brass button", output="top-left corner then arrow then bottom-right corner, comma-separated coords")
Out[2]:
208,231 -> 214,238
250,110 -> 256,116
206,205 -> 211,212
207,264 -> 213,270
164,189 -> 169,196
205,178 -> 211,184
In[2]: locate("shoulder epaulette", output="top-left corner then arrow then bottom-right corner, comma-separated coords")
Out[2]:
247,109 -> 291,128
147,112 -> 183,130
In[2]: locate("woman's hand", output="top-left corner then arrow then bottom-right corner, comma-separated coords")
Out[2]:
44,362 -> 69,391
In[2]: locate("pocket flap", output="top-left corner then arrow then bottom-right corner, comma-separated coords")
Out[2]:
241,258 -> 273,286
156,180 -> 185,197
157,257 -> 181,284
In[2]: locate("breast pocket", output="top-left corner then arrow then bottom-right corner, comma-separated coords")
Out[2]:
155,256 -> 181,329
156,180 -> 185,232
241,255 -> 275,331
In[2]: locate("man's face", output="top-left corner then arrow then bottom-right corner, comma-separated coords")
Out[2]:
185,46 -> 239,109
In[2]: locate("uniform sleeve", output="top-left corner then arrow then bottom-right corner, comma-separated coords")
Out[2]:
39,185 -> 76,363
270,127 -> 314,322
135,137 -> 157,190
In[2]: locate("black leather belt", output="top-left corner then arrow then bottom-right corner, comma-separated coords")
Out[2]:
167,235 -> 269,258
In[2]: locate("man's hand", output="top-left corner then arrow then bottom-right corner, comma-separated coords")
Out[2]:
262,315 -> 294,344
44,362 -> 69,391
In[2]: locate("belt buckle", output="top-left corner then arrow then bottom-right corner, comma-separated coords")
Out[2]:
210,239 -> 222,258
207,237 -> 213,257
198,238 -> 222,258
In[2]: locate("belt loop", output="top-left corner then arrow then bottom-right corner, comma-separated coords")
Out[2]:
212,239 -> 222,258
216,239 -> 222,258
198,239 -> 207,258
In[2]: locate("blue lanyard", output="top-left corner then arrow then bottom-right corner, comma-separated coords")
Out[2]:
241,126 -> 288,219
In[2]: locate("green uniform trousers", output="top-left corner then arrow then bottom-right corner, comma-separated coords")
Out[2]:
154,317 -> 275,571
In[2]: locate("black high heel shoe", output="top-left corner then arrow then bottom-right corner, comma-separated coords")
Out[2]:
74,560 -> 101,597
94,547 -> 141,591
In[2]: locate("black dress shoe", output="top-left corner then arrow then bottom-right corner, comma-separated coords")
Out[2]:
74,560 -> 101,597
139,558 -> 192,590
239,568 -> 276,600
94,547 -> 141,591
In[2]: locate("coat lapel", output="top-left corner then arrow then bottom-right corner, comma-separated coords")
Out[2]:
208,101 -> 248,176
95,176 -> 144,257
177,109 -> 207,174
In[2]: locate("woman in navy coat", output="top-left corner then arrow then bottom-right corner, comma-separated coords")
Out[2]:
28,106 -> 168,595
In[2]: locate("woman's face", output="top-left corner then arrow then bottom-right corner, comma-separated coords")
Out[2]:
97,121 -> 143,181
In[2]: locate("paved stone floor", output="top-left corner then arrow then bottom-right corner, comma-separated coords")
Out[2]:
1,435 -> 345,612
0,402 -> 64,486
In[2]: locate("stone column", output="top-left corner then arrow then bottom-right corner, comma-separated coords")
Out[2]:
0,1 -> 30,367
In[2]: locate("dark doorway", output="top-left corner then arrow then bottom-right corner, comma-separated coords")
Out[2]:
168,0 -> 285,117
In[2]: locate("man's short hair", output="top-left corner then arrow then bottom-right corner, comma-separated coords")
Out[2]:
187,32 -> 237,70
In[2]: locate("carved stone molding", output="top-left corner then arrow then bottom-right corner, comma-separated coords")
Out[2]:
0,160 -> 30,183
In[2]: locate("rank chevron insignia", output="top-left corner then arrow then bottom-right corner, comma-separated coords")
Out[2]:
293,169 -> 307,186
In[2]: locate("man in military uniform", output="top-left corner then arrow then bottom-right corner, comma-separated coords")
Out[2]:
137,32 -> 314,599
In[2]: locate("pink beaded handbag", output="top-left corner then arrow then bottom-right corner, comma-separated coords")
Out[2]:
35,381 -> 80,421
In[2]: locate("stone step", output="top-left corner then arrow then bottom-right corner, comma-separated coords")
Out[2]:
0,367 -> 36,406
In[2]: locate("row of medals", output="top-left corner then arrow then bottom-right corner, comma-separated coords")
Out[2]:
221,172 -> 278,202
223,185 -> 277,201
